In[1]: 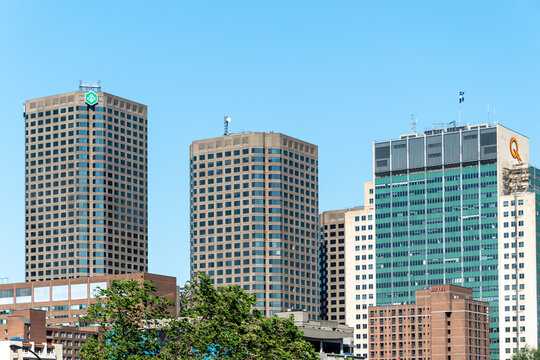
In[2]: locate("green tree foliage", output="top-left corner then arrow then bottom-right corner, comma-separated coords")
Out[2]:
80,273 -> 318,360
173,272 -> 318,359
511,346 -> 540,360
80,279 -> 175,360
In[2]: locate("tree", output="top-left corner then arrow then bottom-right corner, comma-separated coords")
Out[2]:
174,272 -> 318,360
240,314 -> 319,359
80,273 -> 318,360
80,279 -> 176,360
511,346 -> 540,360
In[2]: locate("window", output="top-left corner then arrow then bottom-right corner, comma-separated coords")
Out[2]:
34,287 -> 50,302
90,282 -> 107,298
16,288 -> 32,303
52,285 -> 68,301
52,305 -> 69,312
71,284 -> 88,300
0,289 -> 13,305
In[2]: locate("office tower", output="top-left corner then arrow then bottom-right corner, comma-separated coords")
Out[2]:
319,209 -> 347,323
319,182 -> 375,356
369,285 -> 490,360
344,181 -> 375,358
24,85 -> 148,281
373,123 -> 539,358
189,132 -> 319,319
499,164 -> 540,357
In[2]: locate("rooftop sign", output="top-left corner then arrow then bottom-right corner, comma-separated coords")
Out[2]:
430,286 -> 446,293
85,91 -> 98,106
510,137 -> 521,162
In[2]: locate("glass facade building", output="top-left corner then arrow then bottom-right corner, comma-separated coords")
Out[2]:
373,124 -> 539,359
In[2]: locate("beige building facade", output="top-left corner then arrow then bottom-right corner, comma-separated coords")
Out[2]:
344,181 -> 375,358
189,132 -> 319,319
24,89 -> 148,281
496,127 -> 539,357
320,182 -> 375,357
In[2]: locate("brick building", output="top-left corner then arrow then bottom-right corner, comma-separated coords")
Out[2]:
0,272 -> 176,360
0,309 -> 95,360
0,272 -> 176,328
369,285 -> 489,360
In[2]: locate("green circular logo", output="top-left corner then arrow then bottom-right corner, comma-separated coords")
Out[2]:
85,91 -> 98,106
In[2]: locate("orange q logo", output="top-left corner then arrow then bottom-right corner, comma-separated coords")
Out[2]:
510,137 -> 521,162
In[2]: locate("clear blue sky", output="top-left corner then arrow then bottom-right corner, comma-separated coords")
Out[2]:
0,1 -> 539,285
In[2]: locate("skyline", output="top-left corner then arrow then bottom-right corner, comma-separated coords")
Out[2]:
1,1 -> 540,285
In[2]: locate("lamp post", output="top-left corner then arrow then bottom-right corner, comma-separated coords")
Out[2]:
9,344 -> 43,360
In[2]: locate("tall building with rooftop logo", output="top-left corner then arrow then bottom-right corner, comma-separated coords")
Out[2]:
373,123 -> 540,358
24,83 -> 148,281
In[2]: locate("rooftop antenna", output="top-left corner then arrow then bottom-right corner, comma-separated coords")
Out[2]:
224,116 -> 231,136
458,91 -> 465,126
79,80 -> 101,92
411,114 -> 417,134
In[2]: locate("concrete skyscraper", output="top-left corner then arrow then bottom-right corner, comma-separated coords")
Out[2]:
24,85 -> 148,281
189,132 -> 319,319
373,124 -> 540,358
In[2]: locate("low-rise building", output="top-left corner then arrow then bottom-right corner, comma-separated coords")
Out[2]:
0,309 -> 96,360
0,273 -> 176,328
0,273 -> 176,360
369,285 -> 489,360
276,311 -> 354,357
0,339 -> 62,360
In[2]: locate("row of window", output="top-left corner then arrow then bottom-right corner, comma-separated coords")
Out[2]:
27,264 -> 147,278
27,139 -> 147,157
193,156 -> 314,169
27,105 -> 145,121
192,148 -> 315,164
192,175 -> 316,187
27,123 -> 145,137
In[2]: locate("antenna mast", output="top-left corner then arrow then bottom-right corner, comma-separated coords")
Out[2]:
411,114 -> 417,134
458,91 -> 465,126
224,116 -> 231,136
